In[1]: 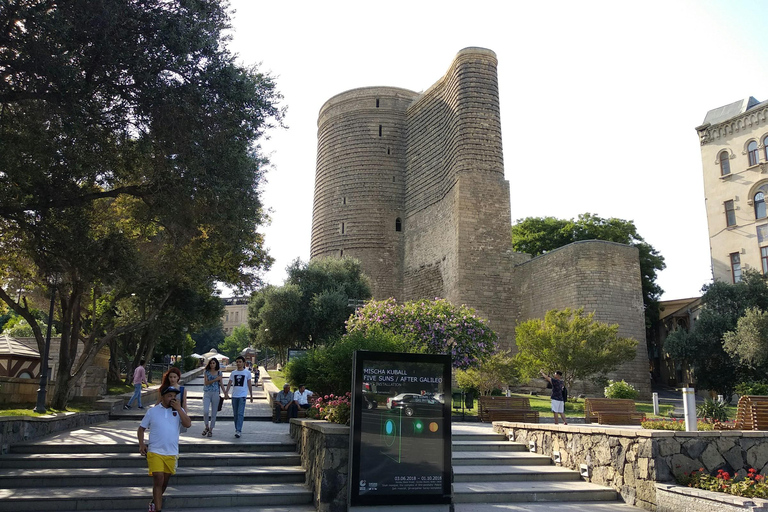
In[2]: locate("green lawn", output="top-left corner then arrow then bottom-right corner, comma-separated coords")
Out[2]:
0,403 -> 93,417
107,382 -> 134,395
269,370 -> 287,390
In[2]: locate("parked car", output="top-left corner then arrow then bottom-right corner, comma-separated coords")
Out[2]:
386,392 -> 421,409
389,395 -> 443,417
363,392 -> 378,410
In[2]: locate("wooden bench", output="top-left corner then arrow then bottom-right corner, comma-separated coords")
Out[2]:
478,396 -> 539,423
270,391 -> 309,422
584,398 -> 644,425
715,395 -> 768,430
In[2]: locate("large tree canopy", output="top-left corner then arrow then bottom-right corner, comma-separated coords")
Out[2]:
665,271 -> 768,396
511,213 -> 666,327
249,258 -> 372,356
0,0 -> 283,408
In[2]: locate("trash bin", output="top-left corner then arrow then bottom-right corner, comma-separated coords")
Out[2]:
452,392 -> 462,411
464,392 -> 474,410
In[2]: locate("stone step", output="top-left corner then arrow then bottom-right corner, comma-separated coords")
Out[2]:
0,483 -> 313,511
54,508 -> 318,512
452,440 -> 528,452
452,481 -> 619,503
452,502 -> 645,511
0,451 -> 301,469
452,433 -> 507,442
453,465 -> 582,482
9,440 -> 295,454
0,465 -> 306,487
452,451 -> 553,466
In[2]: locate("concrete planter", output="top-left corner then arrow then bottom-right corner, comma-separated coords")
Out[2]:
656,483 -> 768,512
0,411 -> 108,453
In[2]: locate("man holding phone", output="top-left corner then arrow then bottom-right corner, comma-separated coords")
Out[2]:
137,385 -> 192,512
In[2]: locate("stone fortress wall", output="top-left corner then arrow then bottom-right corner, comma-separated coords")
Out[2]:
310,47 -> 650,397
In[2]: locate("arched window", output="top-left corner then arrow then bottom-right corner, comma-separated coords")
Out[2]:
748,140 -> 759,166
395,218 -> 402,232
756,192 -> 767,219
764,136 -> 768,161
720,150 -> 731,176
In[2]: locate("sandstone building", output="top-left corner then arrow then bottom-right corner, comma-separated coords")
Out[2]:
310,48 -> 649,396
696,97 -> 768,283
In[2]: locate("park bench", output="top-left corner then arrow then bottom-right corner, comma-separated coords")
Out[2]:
714,395 -> 768,430
584,398 -> 644,425
478,396 -> 540,423
270,391 -> 309,422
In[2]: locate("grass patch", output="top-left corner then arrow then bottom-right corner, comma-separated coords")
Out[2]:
107,382 -> 134,395
0,402 -> 93,417
269,370 -> 287,390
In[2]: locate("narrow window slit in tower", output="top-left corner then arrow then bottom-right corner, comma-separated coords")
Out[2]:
387,147 -> 390,155
376,99 -> 380,108
396,218 -> 402,232
392,176 -> 396,182
340,249 -> 344,257
342,197 -> 346,205
378,125 -> 382,137
341,222 -> 345,234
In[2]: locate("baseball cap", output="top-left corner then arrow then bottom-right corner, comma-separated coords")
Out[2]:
161,386 -> 181,395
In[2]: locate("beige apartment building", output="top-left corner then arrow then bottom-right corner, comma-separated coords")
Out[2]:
697,97 -> 768,283
221,297 -> 248,336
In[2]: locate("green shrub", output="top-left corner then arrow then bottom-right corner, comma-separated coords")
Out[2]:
641,418 -> 714,431
283,328 -> 410,395
604,380 -> 638,399
734,381 -> 768,396
697,398 -> 728,423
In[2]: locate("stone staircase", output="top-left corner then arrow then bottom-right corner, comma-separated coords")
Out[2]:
451,429 -> 644,511
0,426 -> 314,511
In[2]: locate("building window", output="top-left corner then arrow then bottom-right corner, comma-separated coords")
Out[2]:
342,197 -> 346,205
748,140 -> 759,166
340,249 -> 344,257
762,246 -> 768,275
731,252 -> 742,283
756,192 -> 767,219
765,136 -> 768,161
719,150 -> 730,176
725,199 -> 737,227
395,217 -> 402,232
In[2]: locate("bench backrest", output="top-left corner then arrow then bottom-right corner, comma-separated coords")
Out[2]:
478,396 -> 531,409
584,398 -> 638,421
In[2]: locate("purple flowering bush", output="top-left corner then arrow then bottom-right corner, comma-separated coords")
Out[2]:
346,298 -> 497,369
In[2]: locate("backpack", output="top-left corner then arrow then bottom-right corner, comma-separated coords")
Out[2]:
562,386 -> 568,402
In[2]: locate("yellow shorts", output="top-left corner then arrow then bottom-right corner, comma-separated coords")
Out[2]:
146,452 -> 178,475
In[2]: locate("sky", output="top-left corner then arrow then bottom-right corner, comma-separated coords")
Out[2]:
223,0 -> 768,301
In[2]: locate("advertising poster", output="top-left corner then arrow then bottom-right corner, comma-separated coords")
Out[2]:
349,351 -> 451,507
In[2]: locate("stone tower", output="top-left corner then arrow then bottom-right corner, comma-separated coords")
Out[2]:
310,48 -> 651,397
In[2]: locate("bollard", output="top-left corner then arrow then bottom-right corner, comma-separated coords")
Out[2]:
682,387 -> 697,432
717,394 -> 724,404
652,392 -> 659,416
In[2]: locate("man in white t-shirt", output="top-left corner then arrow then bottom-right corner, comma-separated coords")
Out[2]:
289,384 -> 313,419
137,385 -> 191,512
224,355 -> 252,438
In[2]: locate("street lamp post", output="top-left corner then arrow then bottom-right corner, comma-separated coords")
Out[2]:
34,279 -> 58,414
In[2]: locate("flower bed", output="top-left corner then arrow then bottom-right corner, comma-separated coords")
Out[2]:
306,392 -> 351,425
679,467 -> 768,499
641,418 -> 714,431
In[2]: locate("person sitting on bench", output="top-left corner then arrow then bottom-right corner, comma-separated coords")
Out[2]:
289,384 -> 313,419
274,383 -> 295,423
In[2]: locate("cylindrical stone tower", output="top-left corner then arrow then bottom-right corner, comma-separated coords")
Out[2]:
311,86 -> 419,300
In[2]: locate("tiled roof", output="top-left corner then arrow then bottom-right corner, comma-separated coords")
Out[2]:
0,334 -> 40,358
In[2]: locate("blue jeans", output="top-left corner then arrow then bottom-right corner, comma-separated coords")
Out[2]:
232,397 -> 246,432
127,383 -> 142,407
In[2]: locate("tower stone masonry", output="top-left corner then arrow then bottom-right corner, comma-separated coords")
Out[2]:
311,47 -> 650,397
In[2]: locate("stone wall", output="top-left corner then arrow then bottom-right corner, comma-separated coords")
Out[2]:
512,241 -> 651,397
0,411 -> 108,454
493,422 -> 768,511
290,418 -> 350,512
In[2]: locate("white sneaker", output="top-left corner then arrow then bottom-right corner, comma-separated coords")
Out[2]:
235,431 -> 241,438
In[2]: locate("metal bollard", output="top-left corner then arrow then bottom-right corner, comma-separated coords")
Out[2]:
652,392 -> 659,416
682,388 -> 697,432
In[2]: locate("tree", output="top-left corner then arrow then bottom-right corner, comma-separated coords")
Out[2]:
192,325 -> 226,356
455,350 -> 519,396
249,258 -> 372,353
218,325 -> 251,360
511,213 -> 666,327
514,307 -> 638,392
723,307 -> 768,369
665,271 -> 768,395
0,0 -> 283,408
346,298 -> 498,370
